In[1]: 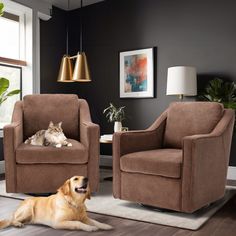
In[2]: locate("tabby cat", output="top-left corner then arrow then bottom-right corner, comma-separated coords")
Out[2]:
24,121 -> 72,148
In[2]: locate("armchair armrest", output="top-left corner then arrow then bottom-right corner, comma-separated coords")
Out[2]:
3,101 -> 23,192
113,110 -> 167,157
112,110 -> 167,198
181,109 -> 235,212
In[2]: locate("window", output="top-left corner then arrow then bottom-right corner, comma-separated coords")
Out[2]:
0,12 -> 20,60
0,64 -> 22,129
0,0 -> 32,134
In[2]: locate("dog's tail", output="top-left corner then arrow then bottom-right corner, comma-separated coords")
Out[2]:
0,219 -> 11,229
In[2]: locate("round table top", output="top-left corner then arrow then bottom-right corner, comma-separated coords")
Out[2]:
100,134 -> 113,144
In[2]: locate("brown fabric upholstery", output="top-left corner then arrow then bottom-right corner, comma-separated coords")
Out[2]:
16,164 -> 88,193
4,95 -> 100,193
164,102 -> 224,148
16,139 -> 88,164
113,111 -> 167,198
120,149 -> 182,178
23,94 -> 79,140
121,172 -> 181,211
113,102 -> 235,213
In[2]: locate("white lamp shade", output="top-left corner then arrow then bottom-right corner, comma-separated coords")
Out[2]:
166,66 -> 197,96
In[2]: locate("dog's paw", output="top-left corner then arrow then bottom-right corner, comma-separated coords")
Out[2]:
99,223 -> 113,230
13,221 -> 24,228
67,143 -> 72,147
84,226 -> 99,232
55,144 -> 62,148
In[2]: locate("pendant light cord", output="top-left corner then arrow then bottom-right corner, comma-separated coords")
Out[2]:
66,0 -> 70,55
80,0 -> 83,52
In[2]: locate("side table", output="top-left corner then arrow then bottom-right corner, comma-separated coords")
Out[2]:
100,134 -> 113,181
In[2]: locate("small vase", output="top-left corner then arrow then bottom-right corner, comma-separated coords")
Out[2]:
114,121 -> 122,132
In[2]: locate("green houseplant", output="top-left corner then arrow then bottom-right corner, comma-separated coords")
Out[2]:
103,103 -> 125,132
199,78 -> 236,109
199,78 -> 236,131
0,77 -> 21,106
0,3 -> 4,16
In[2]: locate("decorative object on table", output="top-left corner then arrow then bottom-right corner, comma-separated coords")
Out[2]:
166,66 -> 197,100
100,134 -> 113,143
0,77 -> 20,106
57,0 -> 91,83
121,127 -> 129,132
119,48 -> 154,98
199,78 -> 236,109
103,103 -> 125,132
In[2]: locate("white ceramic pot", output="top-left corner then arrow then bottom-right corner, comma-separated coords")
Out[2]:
114,121 -> 122,132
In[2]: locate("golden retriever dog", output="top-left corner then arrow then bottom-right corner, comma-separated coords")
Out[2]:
0,176 -> 113,232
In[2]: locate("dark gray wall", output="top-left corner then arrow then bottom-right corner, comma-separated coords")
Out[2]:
40,0 -> 236,164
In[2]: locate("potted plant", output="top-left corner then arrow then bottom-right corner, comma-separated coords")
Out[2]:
103,103 -> 125,132
0,77 -> 21,106
199,78 -> 236,109
199,78 -> 236,130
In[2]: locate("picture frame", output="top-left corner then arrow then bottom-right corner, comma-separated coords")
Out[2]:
119,47 -> 154,98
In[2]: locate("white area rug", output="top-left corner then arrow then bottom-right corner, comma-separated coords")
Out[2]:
0,176 -> 234,230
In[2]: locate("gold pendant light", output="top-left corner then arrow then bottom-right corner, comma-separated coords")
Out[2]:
72,0 -> 91,82
57,0 -> 91,83
72,52 -> 91,82
57,0 -> 74,82
57,55 -> 74,82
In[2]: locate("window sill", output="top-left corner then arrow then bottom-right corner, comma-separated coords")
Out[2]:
0,56 -> 27,67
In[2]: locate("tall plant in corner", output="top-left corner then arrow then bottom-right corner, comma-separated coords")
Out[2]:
199,78 -> 236,109
0,4 -> 21,106
199,78 -> 236,131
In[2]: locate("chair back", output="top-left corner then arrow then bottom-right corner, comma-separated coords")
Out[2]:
164,102 -> 224,148
23,94 -> 79,139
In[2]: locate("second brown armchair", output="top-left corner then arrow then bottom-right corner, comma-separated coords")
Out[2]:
4,94 -> 100,193
113,102 -> 235,213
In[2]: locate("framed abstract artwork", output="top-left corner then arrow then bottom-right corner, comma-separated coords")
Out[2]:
119,48 -> 154,98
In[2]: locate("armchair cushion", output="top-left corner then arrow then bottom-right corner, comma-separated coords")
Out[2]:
16,139 -> 88,164
164,102 -> 224,148
23,94 -> 79,140
120,149 -> 182,178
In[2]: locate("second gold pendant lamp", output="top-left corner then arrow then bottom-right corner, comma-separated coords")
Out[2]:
72,0 -> 91,82
57,0 -> 74,82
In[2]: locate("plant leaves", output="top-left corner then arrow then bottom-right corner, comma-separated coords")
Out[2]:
6,89 -> 21,96
0,77 -> 9,96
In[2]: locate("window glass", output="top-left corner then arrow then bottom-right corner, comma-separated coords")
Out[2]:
0,64 -> 21,129
0,12 -> 20,59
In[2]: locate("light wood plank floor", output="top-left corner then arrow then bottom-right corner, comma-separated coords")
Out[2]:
0,195 -> 236,236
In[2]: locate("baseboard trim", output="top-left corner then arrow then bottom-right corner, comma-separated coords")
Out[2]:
0,161 -> 5,174
100,155 -> 112,167
0,158 -> 235,180
227,166 -> 236,180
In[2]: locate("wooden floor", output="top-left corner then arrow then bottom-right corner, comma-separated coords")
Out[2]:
0,171 -> 236,236
0,194 -> 236,236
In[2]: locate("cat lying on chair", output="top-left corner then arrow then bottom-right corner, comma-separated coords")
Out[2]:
24,121 -> 72,148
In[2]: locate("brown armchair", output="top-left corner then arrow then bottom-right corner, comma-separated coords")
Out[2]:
113,102 -> 235,213
4,94 -> 100,193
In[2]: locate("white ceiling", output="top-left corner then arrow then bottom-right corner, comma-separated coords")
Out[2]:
42,0 -> 104,10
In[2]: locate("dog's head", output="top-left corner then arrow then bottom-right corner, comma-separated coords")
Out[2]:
58,176 -> 91,203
